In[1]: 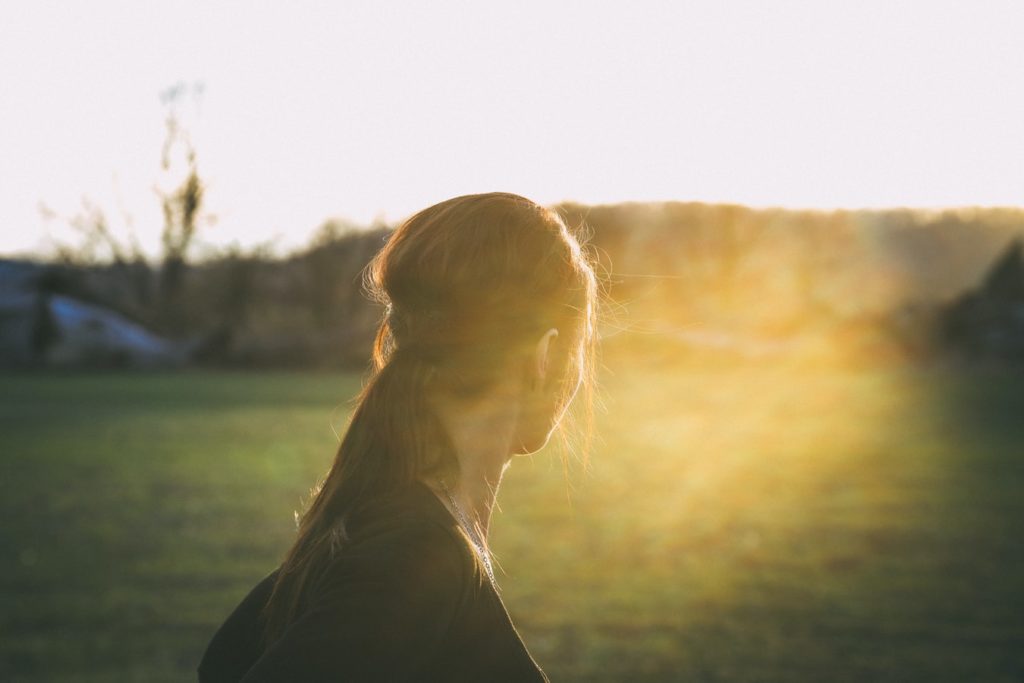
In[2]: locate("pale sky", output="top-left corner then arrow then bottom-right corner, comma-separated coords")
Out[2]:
2,0 -> 1022,258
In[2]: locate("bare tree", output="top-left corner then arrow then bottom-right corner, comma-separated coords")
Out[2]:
156,82 -> 208,331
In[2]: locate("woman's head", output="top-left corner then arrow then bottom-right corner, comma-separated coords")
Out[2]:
368,192 -> 597,463
262,192 -> 597,642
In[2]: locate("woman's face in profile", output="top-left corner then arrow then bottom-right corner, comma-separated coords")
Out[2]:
516,328 -> 584,455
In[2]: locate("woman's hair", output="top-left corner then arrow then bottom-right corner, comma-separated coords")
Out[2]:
261,192 -> 598,642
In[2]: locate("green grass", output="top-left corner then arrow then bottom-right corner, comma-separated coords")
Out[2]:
1,364 -> 1022,682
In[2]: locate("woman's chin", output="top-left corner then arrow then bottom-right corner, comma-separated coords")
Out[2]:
513,430 -> 554,456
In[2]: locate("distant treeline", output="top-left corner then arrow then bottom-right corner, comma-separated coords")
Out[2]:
28,202 -> 1024,367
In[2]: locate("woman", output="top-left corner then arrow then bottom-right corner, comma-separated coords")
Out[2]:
198,192 -> 598,682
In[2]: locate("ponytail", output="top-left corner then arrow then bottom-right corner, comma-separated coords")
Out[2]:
261,325 -> 457,644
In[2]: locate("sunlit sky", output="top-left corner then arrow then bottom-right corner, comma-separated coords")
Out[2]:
2,1 -> 1022,258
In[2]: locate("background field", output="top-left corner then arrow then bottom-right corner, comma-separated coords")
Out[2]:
1,362 -> 1022,682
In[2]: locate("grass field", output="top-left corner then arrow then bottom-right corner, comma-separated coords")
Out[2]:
1,362 -> 1022,682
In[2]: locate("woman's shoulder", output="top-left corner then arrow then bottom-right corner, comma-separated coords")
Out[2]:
314,482 -> 483,598
344,481 -> 464,550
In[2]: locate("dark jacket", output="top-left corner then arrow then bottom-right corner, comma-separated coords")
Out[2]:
198,481 -> 548,682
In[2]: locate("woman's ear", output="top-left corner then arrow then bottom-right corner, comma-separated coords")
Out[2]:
532,328 -> 559,388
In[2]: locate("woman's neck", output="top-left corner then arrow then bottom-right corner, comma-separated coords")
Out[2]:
429,381 -> 523,538
447,451 -> 510,538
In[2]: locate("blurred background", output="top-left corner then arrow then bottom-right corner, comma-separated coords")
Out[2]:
2,1 -> 1023,681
